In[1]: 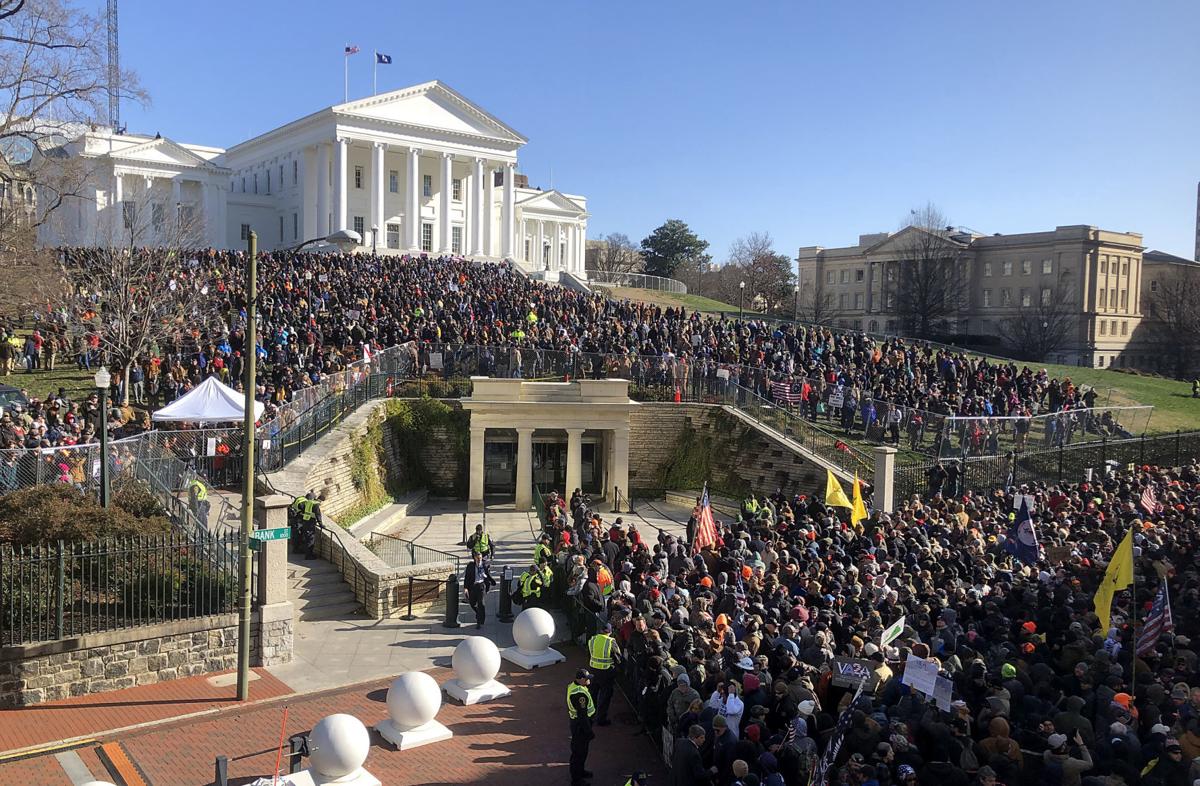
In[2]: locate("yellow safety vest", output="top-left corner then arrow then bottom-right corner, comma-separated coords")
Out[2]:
533,542 -> 552,564
566,683 -> 595,720
471,533 -> 491,554
189,480 -> 207,501
294,498 -> 316,521
588,634 -> 615,670
520,571 -> 541,598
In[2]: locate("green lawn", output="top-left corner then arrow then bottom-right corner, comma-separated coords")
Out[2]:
1031,363 -> 1198,434
605,286 -> 744,313
2,365 -> 97,402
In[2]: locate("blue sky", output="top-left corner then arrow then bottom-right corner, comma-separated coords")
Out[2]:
119,0 -> 1200,261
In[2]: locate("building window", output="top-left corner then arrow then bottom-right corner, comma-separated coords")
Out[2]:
983,262 -> 992,277
982,289 -> 992,307
839,293 -> 849,309
1109,289 -> 1116,309
1100,258 -> 1108,274
452,178 -> 462,201
524,237 -> 531,260
1000,288 -> 1011,306
1121,321 -> 1128,336
1002,261 -> 1013,276
421,222 -> 433,252
1120,290 -> 1127,309
1110,320 -> 1117,335
266,171 -> 271,194
840,270 -> 849,284
886,294 -> 896,309
1100,321 -> 1107,336
240,223 -> 250,240
241,176 -> 246,192
253,173 -> 258,194
389,170 -> 399,193
150,202 -> 163,233
1121,260 -> 1128,276
1099,290 -> 1107,309
451,225 -> 463,254
1098,355 -> 1105,367
1021,259 -> 1031,275
1151,279 -> 1158,292
422,174 -> 432,198
886,266 -> 896,282
1042,259 -> 1052,274
853,319 -> 863,330
386,223 -> 400,249
354,166 -> 363,189
854,293 -> 863,310
855,269 -> 864,282
279,215 -> 284,243
293,160 -> 298,185
279,164 -> 284,187
826,270 -> 834,285
1041,287 -> 1052,306
353,215 -> 364,237
293,212 -> 298,240
1020,289 -> 1031,307
121,201 -> 135,229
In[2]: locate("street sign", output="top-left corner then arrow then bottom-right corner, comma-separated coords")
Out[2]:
250,527 -> 291,541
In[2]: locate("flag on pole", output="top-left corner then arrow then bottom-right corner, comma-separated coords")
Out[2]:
375,52 -> 392,64
691,484 -> 718,555
1140,485 -> 1162,516
850,473 -> 868,527
344,45 -> 360,55
343,45 -> 360,102
811,682 -> 865,786
825,469 -> 852,509
1093,526 -> 1135,636
1136,579 -> 1174,656
1005,495 -> 1040,564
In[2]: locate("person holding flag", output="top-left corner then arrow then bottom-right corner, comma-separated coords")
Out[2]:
691,482 -> 718,555
1005,494 -> 1040,564
1136,578 -> 1174,656
825,469 -> 852,510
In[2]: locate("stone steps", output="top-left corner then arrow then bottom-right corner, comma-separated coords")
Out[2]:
288,555 -> 364,622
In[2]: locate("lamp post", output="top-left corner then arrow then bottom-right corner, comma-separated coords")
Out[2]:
794,284 -> 801,323
94,366 -> 111,509
371,224 -> 378,254
738,280 -> 746,318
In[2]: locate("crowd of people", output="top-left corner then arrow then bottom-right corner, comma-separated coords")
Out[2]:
533,462 -> 1200,786
3,249 -> 1119,458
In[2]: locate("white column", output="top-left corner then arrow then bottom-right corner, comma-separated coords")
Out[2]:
484,165 -> 496,256
577,224 -> 586,274
204,182 -> 222,248
371,142 -> 386,250
611,426 -> 630,513
471,157 -> 485,255
302,146 -> 316,240
111,171 -> 123,242
316,143 -> 330,237
536,220 -> 544,269
469,425 -> 486,511
567,225 -> 576,273
406,147 -> 421,250
332,138 -> 348,233
515,427 -> 533,510
439,152 -> 453,253
565,428 -> 584,495
502,161 -> 515,258
170,178 -> 182,216
554,222 -> 562,270
84,183 -> 99,244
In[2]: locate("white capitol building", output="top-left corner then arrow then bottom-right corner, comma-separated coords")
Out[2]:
42,81 -> 589,280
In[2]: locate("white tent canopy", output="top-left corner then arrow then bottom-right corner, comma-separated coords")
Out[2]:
152,376 -> 265,423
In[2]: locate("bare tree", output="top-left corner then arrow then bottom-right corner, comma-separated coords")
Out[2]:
996,276 -> 1077,362
57,185 -> 211,404
714,232 -> 796,312
0,0 -> 143,320
585,232 -> 643,276
797,276 -> 840,326
1144,265 -> 1200,379
893,203 -> 968,338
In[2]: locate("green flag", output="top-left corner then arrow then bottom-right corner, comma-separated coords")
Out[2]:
881,615 -> 906,648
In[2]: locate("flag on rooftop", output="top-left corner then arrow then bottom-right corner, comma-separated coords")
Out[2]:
344,45 -> 360,55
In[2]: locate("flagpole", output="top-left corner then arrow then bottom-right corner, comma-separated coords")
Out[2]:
373,51 -> 377,96
344,46 -> 349,102
1129,520 -> 1137,707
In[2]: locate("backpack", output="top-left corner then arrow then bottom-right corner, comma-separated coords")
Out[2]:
1040,757 -> 1064,786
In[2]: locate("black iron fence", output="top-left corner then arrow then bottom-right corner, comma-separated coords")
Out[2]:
894,429 -> 1200,502
365,532 -> 460,577
0,530 -> 250,647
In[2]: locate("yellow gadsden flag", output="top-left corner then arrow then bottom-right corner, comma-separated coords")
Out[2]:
825,469 -> 852,509
851,473 -> 869,527
1094,526 -> 1135,636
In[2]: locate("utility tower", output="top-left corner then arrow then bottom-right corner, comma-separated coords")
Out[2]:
107,0 -> 119,130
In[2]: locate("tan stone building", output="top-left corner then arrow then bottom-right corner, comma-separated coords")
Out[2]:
797,224 -> 1146,368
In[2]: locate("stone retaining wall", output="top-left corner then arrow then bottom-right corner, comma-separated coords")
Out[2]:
314,525 -> 454,619
0,614 -> 244,708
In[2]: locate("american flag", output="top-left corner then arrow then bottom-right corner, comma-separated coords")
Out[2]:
1136,579 -> 1174,657
772,379 -> 800,405
1140,485 -> 1162,516
691,484 -> 718,555
344,45 -> 360,55
811,682 -> 864,786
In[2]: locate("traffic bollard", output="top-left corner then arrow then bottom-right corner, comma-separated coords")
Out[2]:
498,565 -> 515,623
443,573 -> 461,628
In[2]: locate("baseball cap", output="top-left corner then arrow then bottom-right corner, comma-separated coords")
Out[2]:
575,668 -> 593,680
1047,733 -> 1067,749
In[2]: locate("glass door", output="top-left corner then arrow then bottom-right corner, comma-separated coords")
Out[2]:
483,440 -> 516,497
533,441 -> 567,494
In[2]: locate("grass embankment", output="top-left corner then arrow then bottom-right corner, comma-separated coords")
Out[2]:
605,286 -> 744,314
1033,363 -> 1196,434
2,366 -> 97,402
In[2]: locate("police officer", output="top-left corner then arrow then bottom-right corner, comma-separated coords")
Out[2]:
466,524 -> 494,566
188,477 -> 210,524
587,622 -> 621,726
567,668 -> 595,786
533,532 -> 553,566
517,562 -> 546,608
290,492 -> 319,559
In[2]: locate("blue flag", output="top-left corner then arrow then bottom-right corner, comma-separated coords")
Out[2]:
1005,496 -> 1040,564
376,52 -> 392,64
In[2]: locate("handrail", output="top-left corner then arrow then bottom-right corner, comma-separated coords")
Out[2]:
584,270 -> 688,294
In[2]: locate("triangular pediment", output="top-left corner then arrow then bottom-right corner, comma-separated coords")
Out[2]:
335,81 -> 526,144
516,189 -> 586,215
862,225 -> 967,257
110,137 -> 217,170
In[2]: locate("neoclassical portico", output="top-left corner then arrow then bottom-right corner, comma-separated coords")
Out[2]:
461,378 -> 638,512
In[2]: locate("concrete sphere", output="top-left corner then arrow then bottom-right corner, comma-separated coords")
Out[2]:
452,636 -> 501,688
308,713 -> 370,778
386,671 -> 442,731
512,607 -> 555,653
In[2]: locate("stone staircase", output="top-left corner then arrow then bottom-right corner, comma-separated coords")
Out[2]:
288,554 -> 364,621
